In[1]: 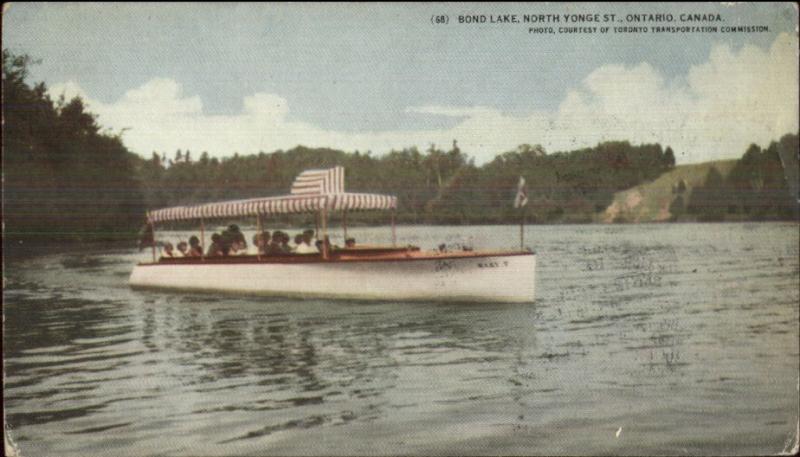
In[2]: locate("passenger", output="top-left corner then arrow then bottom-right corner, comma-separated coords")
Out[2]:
207,233 -> 224,257
229,231 -> 248,255
261,231 -> 271,254
253,231 -> 270,255
176,241 -> 189,257
235,229 -> 247,249
188,236 -> 203,257
162,242 -> 175,258
220,224 -> 242,255
321,235 -> 332,256
279,232 -> 292,253
345,238 -> 356,248
296,231 -> 319,254
293,234 -> 304,252
218,233 -> 230,255
266,231 -> 287,255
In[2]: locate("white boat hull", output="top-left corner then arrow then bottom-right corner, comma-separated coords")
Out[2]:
129,253 -> 536,303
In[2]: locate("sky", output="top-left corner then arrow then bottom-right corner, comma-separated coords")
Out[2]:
3,2 -> 798,164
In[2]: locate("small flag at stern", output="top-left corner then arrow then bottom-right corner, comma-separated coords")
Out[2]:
514,176 -> 528,208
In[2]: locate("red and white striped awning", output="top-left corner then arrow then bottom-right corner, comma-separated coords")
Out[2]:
147,167 -> 397,223
147,195 -> 326,223
328,193 -> 396,211
291,166 -> 345,196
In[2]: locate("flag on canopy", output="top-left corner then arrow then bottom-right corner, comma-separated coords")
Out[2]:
290,166 -> 345,195
514,176 -> 528,208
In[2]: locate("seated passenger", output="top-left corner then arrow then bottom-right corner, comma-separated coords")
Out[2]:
345,238 -> 356,248
176,241 -> 189,257
253,231 -> 270,255
188,236 -> 203,257
228,241 -> 243,255
229,232 -> 248,255
162,242 -> 175,258
215,224 -> 242,255
261,230 -> 272,254
235,230 -> 247,250
266,231 -> 290,255
207,233 -> 224,257
295,231 -> 319,254
279,232 -> 292,253
218,227 -> 232,255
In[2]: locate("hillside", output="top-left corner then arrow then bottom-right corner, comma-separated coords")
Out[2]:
601,160 -> 738,223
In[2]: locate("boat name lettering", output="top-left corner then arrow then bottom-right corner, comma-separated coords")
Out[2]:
477,261 -> 509,268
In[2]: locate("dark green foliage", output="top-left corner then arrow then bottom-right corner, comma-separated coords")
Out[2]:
687,167 -> 726,221
3,50 -> 146,242
663,147 -> 676,169
669,195 -> 685,221
688,136 -> 798,222
135,140 -> 677,225
461,141 -> 673,223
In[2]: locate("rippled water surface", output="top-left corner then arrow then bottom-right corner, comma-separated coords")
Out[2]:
4,223 -> 799,456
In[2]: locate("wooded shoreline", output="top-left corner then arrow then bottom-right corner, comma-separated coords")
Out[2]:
4,49 -> 798,243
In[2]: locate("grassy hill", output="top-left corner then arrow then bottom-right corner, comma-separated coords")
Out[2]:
600,160 -> 738,223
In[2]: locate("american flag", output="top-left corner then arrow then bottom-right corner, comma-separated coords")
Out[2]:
290,166 -> 345,196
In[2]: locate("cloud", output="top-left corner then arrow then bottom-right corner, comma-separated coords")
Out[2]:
49,33 -> 798,164
554,32 -> 798,163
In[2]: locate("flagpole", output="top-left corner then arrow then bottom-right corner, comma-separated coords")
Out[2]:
514,175 -> 527,252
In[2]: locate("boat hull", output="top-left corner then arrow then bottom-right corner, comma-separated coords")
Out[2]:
129,252 -> 536,303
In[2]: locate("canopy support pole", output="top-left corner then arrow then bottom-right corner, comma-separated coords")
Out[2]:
200,218 -> 205,260
320,206 -> 329,260
391,208 -> 397,247
256,213 -> 263,260
342,210 -> 348,240
151,223 -> 157,263
519,209 -> 525,251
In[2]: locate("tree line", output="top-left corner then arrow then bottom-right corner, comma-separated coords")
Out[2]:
3,49 -> 796,243
135,140 -> 676,226
3,50 -> 145,242
676,134 -> 798,222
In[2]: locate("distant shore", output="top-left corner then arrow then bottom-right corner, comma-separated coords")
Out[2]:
5,219 -> 798,260
3,238 -> 136,260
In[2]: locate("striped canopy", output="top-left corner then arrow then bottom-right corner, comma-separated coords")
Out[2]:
147,167 -> 397,223
291,166 -> 345,196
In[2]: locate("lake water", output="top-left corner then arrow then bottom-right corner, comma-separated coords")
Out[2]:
4,223 -> 799,456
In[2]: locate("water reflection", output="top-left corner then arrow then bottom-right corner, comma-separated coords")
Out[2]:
3,223 -> 798,455
4,294 -> 139,428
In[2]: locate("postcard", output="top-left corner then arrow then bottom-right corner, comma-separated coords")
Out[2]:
3,3 -> 798,456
